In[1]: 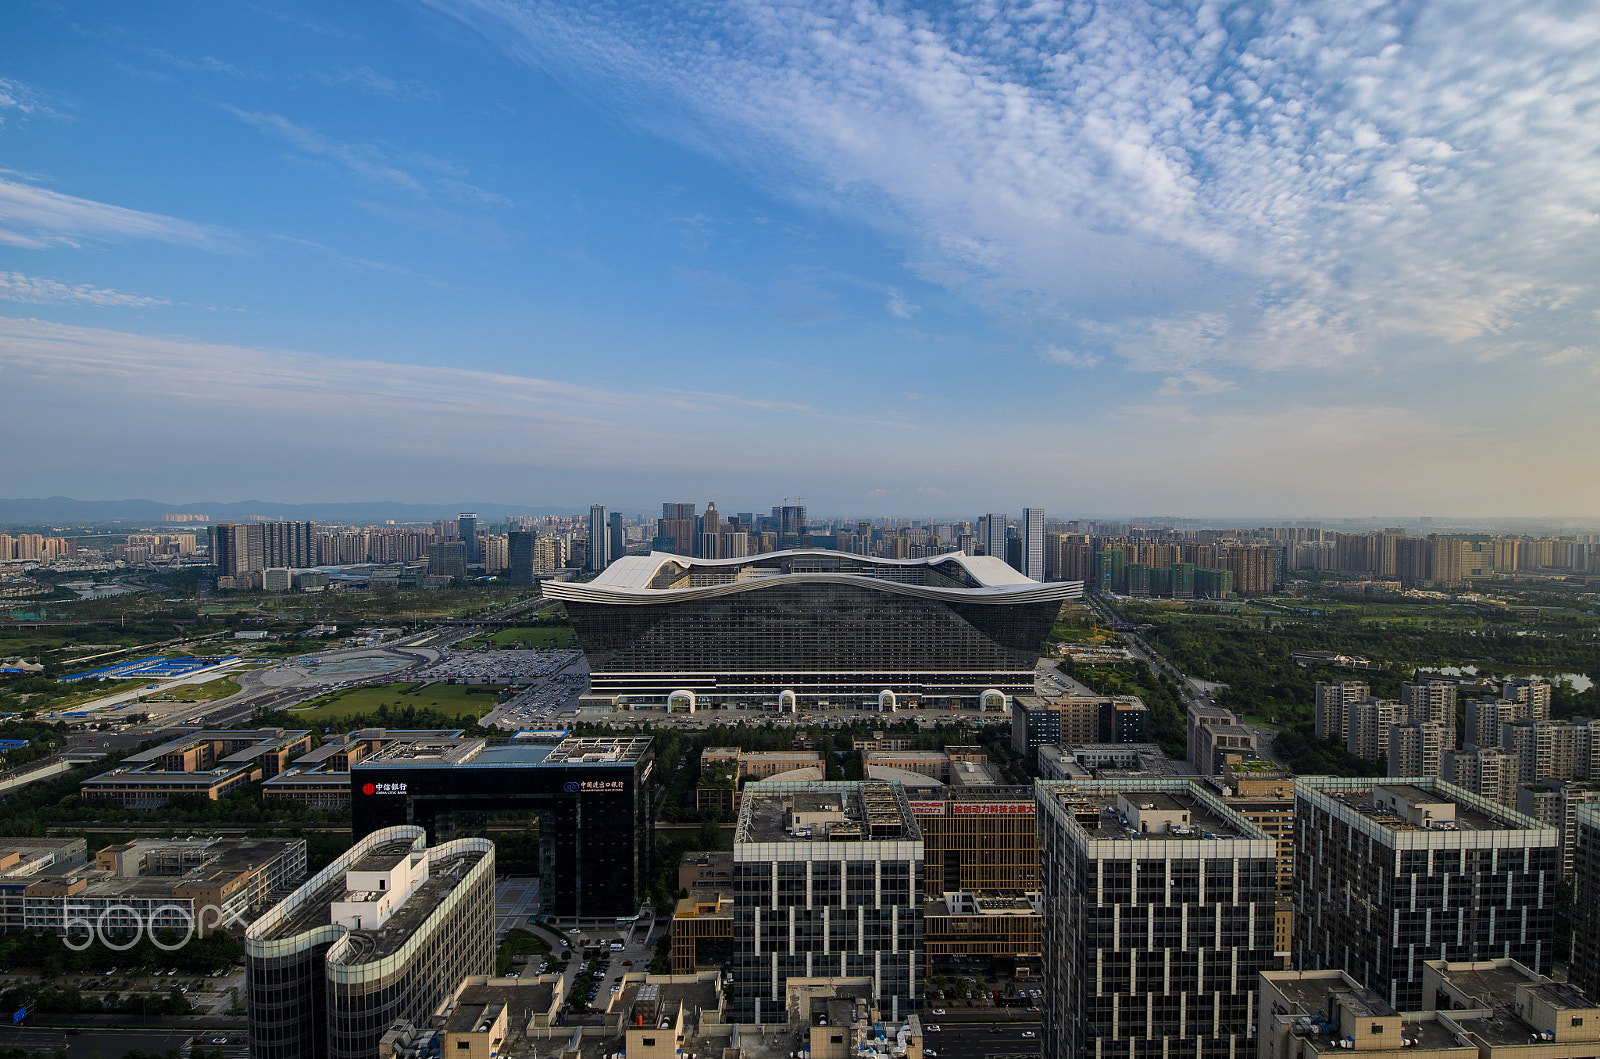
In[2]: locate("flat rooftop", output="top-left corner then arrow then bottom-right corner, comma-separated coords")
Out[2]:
1052,788 -> 1255,841
353,736 -> 648,770
737,784 -> 920,844
1319,783 -> 1525,833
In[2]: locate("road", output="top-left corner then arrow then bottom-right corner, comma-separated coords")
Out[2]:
1085,596 -> 1288,767
923,1019 -> 1042,1059
0,1024 -> 247,1058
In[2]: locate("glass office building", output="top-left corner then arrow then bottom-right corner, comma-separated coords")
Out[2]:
350,735 -> 653,919
543,549 -> 1082,709
245,826 -> 495,1059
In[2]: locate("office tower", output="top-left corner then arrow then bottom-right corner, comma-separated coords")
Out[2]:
982,512 -> 1007,561
729,782 -> 923,1024
698,500 -> 720,559
958,532 -> 975,556
1347,698 -> 1403,763
506,531 -> 537,586
1572,806 -> 1600,1001
353,736 -> 652,917
1020,507 -> 1045,580
1315,681 -> 1369,743
660,502 -> 696,556
1295,778 -> 1558,1009
1037,780 -> 1277,1059
773,503 -> 806,547
608,511 -> 624,563
245,826 -> 494,1059
456,513 -> 478,564
587,504 -> 608,572
1388,721 -> 1449,779
427,540 -> 466,579
548,550 -> 1081,709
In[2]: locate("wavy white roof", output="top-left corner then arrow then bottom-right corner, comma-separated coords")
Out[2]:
541,549 -> 1083,607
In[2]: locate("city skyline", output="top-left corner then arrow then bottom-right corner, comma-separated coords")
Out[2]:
1,3 -> 1597,515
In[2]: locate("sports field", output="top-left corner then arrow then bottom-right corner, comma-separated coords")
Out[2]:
464,627 -> 577,649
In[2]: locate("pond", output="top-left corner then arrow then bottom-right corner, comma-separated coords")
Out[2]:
1419,665 -> 1593,692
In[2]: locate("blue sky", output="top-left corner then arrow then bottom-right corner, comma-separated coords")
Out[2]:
1,0 -> 1597,519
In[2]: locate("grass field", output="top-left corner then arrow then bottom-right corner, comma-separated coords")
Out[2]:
286,681 -> 501,725
464,627 -> 577,649
145,678 -> 241,703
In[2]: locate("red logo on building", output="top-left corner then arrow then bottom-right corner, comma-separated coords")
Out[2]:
362,783 -> 376,796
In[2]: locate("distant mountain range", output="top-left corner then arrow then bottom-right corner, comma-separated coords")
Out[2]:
0,496 -> 587,526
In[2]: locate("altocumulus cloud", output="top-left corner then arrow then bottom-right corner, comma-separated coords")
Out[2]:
425,0 -> 1600,376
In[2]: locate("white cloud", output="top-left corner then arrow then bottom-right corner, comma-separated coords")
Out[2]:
0,77 -> 56,124
886,291 -> 918,319
1041,346 -> 1100,369
0,173 -> 227,251
314,65 -> 439,102
425,0 -> 1600,376
1156,370 -> 1236,398
0,272 -> 169,308
223,106 -> 506,206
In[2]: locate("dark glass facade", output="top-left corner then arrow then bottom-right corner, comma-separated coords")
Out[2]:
566,582 -> 1061,705
1295,783 -> 1559,1010
1038,787 -> 1277,1059
350,748 -> 652,919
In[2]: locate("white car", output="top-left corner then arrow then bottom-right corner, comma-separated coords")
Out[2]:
1021,1030 -> 1037,1038
930,1008 -> 946,1015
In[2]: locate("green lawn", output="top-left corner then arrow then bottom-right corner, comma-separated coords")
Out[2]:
465,626 -> 577,649
287,681 -> 501,725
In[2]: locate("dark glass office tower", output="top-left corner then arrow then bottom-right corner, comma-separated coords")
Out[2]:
1295,777 -> 1559,1010
1037,780 -> 1278,1059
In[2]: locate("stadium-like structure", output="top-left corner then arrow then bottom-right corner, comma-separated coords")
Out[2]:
541,549 -> 1083,710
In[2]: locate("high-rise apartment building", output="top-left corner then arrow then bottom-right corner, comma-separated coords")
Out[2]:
1348,698 -> 1403,763
729,782 -> 923,1024
245,826 -> 494,1059
1315,681 -> 1369,744
1295,778 -> 1558,1009
1020,507 -> 1045,580
1036,780 -> 1277,1059
587,504 -> 608,572
1388,721 -> 1450,780
213,522 -> 315,576
456,513 -> 478,563
1442,744 -> 1521,806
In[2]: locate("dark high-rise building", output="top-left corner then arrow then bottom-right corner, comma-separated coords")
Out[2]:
457,513 -> 478,564
351,736 -> 653,918
507,530 -> 537,586
1574,805 -> 1600,1001
245,826 -> 494,1059
730,782 -> 923,1024
214,522 -> 315,576
427,540 -> 466,579
545,549 -> 1081,709
587,504 -> 608,573
608,512 -> 625,562
1037,780 -> 1277,1059
1295,777 -> 1559,1009
774,504 -> 806,547
660,502 -> 696,556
